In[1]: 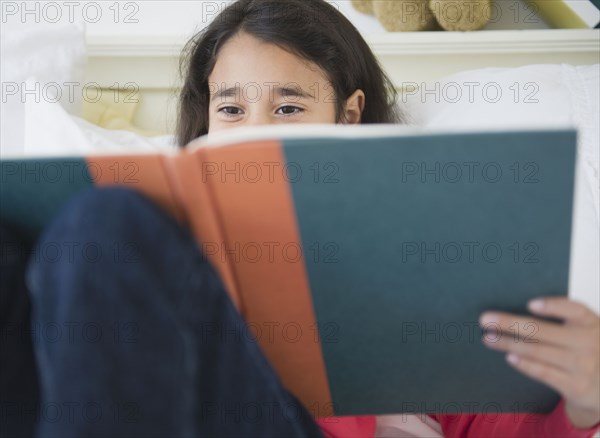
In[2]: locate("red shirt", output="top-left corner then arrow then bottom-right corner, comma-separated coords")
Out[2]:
316,399 -> 600,437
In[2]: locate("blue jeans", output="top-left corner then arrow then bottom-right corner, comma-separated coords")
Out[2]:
1,187 -> 323,438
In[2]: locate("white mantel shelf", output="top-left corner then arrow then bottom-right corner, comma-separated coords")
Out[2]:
365,29 -> 600,55
87,29 -> 600,58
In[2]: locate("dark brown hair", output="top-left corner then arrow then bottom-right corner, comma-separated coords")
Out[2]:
176,0 -> 402,147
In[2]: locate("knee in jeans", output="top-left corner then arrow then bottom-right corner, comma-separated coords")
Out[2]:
42,186 -> 164,242
24,186 -> 164,298
0,223 -> 29,268
67,186 -> 157,224
26,186 -> 165,276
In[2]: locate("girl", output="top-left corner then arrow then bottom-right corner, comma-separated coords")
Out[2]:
1,0 -> 597,437
175,0 -> 600,436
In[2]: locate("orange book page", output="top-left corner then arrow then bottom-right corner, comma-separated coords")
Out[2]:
89,155 -> 185,224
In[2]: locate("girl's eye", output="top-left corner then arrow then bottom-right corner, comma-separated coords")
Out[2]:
218,106 -> 303,118
277,106 -> 304,116
219,106 -> 244,117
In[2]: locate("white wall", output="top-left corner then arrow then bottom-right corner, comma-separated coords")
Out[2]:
1,0 -> 547,41
1,1 -> 383,38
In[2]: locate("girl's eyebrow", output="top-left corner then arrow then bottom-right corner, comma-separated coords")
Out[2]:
210,85 -> 315,102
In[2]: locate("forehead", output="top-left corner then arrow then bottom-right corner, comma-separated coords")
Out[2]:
208,32 -> 330,94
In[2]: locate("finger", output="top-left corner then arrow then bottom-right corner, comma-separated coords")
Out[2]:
528,297 -> 599,326
505,353 -> 572,398
482,333 -> 572,373
479,313 -> 574,348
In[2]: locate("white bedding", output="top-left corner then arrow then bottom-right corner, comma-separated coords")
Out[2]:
0,24 -> 86,157
22,97 -> 176,156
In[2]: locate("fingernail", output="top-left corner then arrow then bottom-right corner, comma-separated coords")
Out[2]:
529,299 -> 545,312
507,353 -> 519,365
480,312 -> 497,326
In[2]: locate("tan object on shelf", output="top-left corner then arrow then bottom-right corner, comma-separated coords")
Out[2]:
429,0 -> 492,31
352,0 -> 374,15
373,0 -> 439,31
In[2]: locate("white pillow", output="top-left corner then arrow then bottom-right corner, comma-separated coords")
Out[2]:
401,65 -> 599,200
402,64 -> 600,314
0,24 -> 87,156
21,94 -> 176,156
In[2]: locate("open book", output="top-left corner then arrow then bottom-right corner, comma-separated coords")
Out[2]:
0,124 -> 577,417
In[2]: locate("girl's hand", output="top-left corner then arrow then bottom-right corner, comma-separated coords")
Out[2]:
479,297 -> 600,429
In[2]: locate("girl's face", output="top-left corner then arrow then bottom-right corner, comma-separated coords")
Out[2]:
208,32 -> 364,133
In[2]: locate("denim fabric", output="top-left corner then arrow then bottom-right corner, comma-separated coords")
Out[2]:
1,224 -> 40,438
2,186 -> 323,438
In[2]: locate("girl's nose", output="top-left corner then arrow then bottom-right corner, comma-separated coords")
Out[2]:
244,108 -> 273,127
